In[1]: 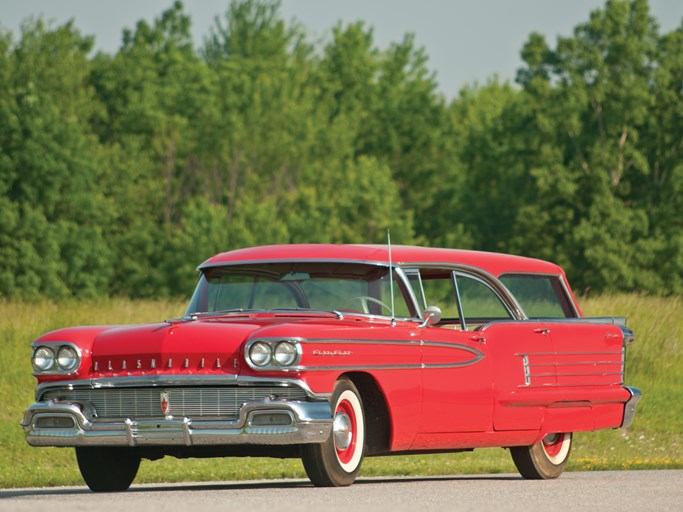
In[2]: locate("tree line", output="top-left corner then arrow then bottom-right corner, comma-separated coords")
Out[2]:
0,0 -> 681,299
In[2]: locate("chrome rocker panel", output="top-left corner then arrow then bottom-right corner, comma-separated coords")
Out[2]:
22,397 -> 333,447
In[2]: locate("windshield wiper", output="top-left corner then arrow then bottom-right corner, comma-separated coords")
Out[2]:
195,308 -> 266,318
269,308 -> 345,320
165,309 -> 265,323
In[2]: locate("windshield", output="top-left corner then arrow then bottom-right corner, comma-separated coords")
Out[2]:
186,262 -> 415,318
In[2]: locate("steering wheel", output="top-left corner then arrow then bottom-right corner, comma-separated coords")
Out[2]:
342,296 -> 392,315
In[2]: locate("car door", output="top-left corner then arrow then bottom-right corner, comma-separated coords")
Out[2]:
482,321 -> 557,431
406,269 -> 498,433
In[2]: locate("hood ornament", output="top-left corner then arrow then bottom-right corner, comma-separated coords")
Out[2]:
160,391 -> 170,416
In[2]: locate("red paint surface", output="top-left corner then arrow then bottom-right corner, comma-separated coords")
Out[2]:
31,244 -> 634,453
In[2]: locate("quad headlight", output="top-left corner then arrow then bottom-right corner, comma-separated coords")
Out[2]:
32,343 -> 81,374
249,341 -> 273,367
32,346 -> 56,372
274,341 -> 298,366
247,339 -> 300,370
56,345 -> 80,372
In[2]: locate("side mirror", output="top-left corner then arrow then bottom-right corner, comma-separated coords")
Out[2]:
419,305 -> 442,328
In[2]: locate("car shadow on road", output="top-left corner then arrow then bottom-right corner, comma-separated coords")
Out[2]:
0,474 -> 522,498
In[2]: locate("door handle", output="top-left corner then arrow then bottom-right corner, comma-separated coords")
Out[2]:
470,334 -> 486,343
533,328 -> 550,335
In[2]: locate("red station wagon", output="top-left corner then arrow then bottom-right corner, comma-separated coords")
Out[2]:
22,244 -> 642,490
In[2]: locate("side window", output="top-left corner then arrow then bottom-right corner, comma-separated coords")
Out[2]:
421,275 -> 460,319
456,274 -> 511,322
405,268 -> 460,320
500,274 -> 576,318
404,268 -> 512,328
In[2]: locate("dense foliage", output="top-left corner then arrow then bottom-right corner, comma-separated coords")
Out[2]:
0,0 -> 680,298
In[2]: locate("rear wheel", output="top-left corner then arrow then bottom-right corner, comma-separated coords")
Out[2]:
75,447 -> 140,492
510,432 -> 572,479
301,378 -> 365,486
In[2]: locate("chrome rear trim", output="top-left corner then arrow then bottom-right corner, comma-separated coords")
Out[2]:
621,386 -> 643,428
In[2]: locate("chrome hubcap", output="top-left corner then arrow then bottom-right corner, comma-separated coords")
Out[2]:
543,433 -> 560,445
333,411 -> 352,450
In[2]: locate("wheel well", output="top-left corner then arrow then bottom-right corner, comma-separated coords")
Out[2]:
342,372 -> 391,456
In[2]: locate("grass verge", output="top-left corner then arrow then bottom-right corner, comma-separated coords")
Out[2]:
1,294 -> 681,488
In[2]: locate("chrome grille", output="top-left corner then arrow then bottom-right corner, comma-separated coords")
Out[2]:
43,386 -> 308,420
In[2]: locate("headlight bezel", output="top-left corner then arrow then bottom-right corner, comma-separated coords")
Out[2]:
246,338 -> 302,370
32,342 -> 82,375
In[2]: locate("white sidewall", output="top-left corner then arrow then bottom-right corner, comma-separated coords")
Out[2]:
544,434 -> 571,465
335,389 -> 365,473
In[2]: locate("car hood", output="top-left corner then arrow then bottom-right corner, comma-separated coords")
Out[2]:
90,318 -> 264,377
89,314 -> 406,378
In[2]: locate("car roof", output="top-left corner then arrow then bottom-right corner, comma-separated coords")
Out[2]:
199,244 -> 564,278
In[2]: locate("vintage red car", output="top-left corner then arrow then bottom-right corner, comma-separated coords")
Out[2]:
22,244 -> 641,490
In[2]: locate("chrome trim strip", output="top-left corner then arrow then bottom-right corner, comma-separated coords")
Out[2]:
518,382 -> 629,388
516,351 -> 623,357
199,258 -> 392,270
299,338 -> 421,346
621,386 -> 643,428
525,361 -> 623,367
290,361 -> 483,372
529,371 -> 624,378
22,398 -> 333,447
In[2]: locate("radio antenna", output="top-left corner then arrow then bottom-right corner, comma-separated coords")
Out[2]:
387,229 -> 396,326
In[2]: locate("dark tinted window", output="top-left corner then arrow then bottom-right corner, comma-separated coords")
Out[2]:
500,274 -> 575,318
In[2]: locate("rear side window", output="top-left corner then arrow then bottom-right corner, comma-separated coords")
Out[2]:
404,268 -> 512,329
500,274 -> 576,318
457,275 -> 511,320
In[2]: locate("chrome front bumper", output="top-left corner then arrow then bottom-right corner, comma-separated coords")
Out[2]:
22,397 -> 333,447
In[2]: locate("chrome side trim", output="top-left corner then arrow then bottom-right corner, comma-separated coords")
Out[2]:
22,398 -> 333,447
294,338 -> 484,371
621,386 -> 643,428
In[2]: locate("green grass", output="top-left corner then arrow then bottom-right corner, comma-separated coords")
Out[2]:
1,294 -> 681,488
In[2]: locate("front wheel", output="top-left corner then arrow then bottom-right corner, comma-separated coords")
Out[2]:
510,432 -> 573,479
301,378 -> 365,486
75,447 -> 140,492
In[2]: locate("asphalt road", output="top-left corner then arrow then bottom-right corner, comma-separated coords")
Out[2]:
1,470 -> 681,512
